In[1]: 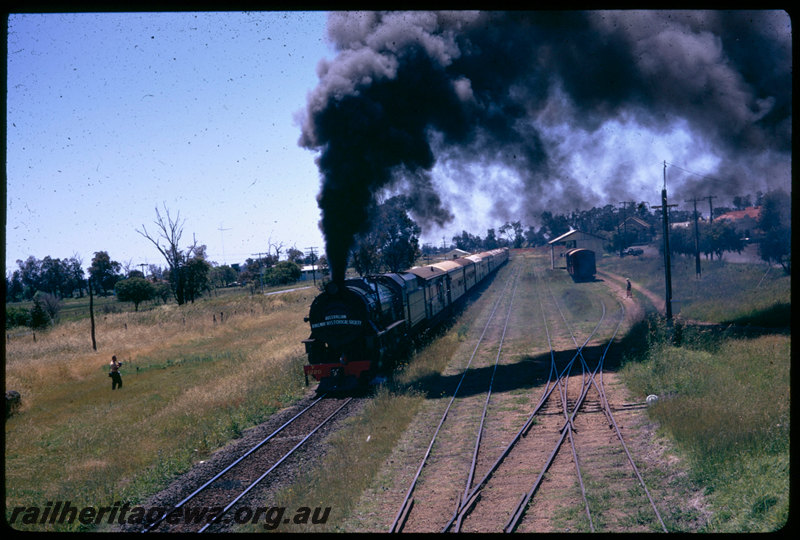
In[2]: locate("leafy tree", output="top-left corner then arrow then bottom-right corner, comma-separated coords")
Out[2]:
240,255 -> 277,290
701,221 -> 744,261
183,254 -> 211,303
499,221 -> 524,248
379,197 -> 421,272
29,294 -> 53,329
351,229 -> 382,277
524,225 -> 547,247
115,277 -> 156,311
153,282 -> 172,304
350,196 -> 421,275
264,261 -> 302,286
539,211 -> 571,240
89,251 -> 122,295
210,264 -> 238,288
6,270 -> 25,302
6,305 -> 30,328
483,228 -> 499,249
16,256 -> 43,300
452,230 -> 483,252
65,256 -> 86,297
758,189 -> 791,274
286,247 -> 304,264
732,194 -> 752,210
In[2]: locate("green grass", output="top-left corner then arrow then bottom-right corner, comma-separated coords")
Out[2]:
620,317 -> 789,532
599,254 -> 790,326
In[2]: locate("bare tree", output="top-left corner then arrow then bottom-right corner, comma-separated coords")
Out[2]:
268,236 -> 285,262
137,204 -> 199,305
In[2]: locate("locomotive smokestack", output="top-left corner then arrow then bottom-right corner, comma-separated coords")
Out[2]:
298,11 -> 790,269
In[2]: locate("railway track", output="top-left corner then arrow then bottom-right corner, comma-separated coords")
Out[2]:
390,262 -> 522,533
384,254 -> 667,533
441,264 -> 610,532
445,263 -> 666,532
138,394 -> 354,533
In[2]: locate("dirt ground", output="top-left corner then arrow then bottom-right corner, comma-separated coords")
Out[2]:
343,258 -> 709,532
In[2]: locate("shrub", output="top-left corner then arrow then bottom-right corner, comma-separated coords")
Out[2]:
264,261 -> 301,286
29,297 -> 52,329
5,305 -> 31,328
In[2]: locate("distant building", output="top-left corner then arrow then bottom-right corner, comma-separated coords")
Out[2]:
623,216 -> 654,244
671,216 -> 708,229
443,248 -> 470,260
547,229 -> 607,269
300,265 -> 322,281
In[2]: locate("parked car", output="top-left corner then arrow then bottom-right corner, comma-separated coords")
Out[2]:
622,247 -> 643,256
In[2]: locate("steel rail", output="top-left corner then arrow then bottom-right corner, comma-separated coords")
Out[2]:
197,397 -> 353,533
504,301 -> 624,533
544,283 -> 609,533
553,291 -> 666,532
442,268 -> 607,532
594,304 -> 668,533
442,318 -> 606,532
452,268 -> 521,532
389,263 -> 519,533
141,393 -> 330,533
504,299 -> 626,533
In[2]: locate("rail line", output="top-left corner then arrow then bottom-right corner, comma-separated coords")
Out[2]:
140,394 -> 353,533
541,273 -> 667,533
442,264 -> 608,532
497,267 -> 665,533
389,263 -> 521,533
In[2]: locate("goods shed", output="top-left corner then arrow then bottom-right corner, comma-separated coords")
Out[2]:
547,229 -> 606,269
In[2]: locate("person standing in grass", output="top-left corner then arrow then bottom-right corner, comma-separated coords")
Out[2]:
626,278 -> 632,298
109,355 -> 123,390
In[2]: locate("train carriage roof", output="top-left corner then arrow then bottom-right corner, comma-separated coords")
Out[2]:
431,260 -> 463,273
452,258 -> 475,267
406,265 -> 447,281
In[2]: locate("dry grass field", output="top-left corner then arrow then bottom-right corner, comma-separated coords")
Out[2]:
6,248 -> 790,532
5,288 -> 316,531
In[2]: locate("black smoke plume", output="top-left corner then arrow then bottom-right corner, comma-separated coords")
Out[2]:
298,10 -> 791,281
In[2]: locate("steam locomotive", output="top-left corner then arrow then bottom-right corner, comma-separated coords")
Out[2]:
302,247 -> 509,392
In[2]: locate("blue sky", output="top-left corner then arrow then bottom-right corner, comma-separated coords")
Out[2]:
7,11 -> 333,272
6,11 -> 791,275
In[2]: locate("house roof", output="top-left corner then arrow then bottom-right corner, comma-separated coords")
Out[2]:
717,206 -> 761,222
624,216 -> 650,228
547,228 -> 607,244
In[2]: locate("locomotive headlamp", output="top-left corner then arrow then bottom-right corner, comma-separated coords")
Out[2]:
325,282 -> 339,295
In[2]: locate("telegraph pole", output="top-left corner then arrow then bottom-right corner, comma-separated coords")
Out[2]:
619,200 -> 636,256
652,162 -> 678,321
706,195 -> 717,223
305,247 -> 318,286
252,252 -> 269,293
218,224 -> 231,265
685,197 -> 702,278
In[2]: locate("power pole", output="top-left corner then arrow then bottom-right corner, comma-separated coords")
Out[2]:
138,263 -> 148,279
218,224 -> 231,265
619,200 -> 636,256
685,197 -> 702,278
705,195 -> 717,223
252,252 -> 268,293
305,247 -> 318,286
652,162 -> 678,321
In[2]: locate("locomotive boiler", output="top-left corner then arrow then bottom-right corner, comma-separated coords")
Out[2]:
303,248 -> 509,393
